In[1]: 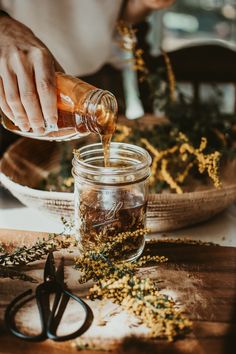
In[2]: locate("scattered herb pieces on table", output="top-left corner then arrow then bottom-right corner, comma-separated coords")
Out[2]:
74,228 -> 192,342
1,226 -> 192,342
0,233 -> 73,282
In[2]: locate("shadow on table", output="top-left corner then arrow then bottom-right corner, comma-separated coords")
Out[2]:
0,187 -> 23,210
223,287 -> 236,354
118,336 -> 183,354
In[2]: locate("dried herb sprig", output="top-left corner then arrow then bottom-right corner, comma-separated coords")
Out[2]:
161,49 -> 176,102
75,229 -> 191,341
116,20 -> 149,82
0,230 -> 75,282
0,265 -> 37,283
0,234 -> 72,267
0,243 -> 5,253
89,274 -> 191,341
178,134 -> 221,189
75,229 -> 154,283
116,20 -> 137,52
140,132 -> 221,193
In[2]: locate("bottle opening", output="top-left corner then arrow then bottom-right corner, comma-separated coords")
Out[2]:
83,90 -> 118,135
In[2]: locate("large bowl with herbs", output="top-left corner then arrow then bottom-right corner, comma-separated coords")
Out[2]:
1,115 -> 236,232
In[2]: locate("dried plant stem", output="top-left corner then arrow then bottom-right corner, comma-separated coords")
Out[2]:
0,234 -> 72,267
75,229 -> 191,341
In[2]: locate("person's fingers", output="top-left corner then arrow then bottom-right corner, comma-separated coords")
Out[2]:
1,65 -> 30,132
0,76 -> 14,122
12,50 -> 46,134
32,48 -> 58,131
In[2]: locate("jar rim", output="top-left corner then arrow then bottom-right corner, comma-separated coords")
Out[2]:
72,142 -> 152,182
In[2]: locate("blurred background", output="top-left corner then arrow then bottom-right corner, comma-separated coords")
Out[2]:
123,0 -> 236,119
148,0 -> 236,52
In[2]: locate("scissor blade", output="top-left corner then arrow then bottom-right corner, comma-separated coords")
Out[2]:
55,257 -> 65,286
44,252 -> 56,282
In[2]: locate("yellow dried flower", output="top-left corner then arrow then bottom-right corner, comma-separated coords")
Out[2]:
161,159 -> 183,194
74,227 -> 191,342
176,162 -> 194,183
114,124 -> 132,142
63,177 -> 74,188
116,21 -> 148,79
179,134 -> 221,188
116,20 -> 137,51
139,133 -> 221,193
161,49 -> 176,102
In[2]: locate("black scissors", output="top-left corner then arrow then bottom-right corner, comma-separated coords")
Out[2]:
5,252 -> 93,342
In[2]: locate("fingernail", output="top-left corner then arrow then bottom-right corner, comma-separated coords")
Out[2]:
46,123 -> 58,132
45,116 -> 58,132
33,127 -> 45,135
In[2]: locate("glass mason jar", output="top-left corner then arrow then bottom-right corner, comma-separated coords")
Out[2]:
1,72 -> 118,141
72,142 -> 152,262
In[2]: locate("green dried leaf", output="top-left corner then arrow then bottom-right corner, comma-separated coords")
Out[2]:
0,265 -> 37,283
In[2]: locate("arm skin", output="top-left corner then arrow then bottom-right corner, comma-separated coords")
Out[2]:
121,0 -> 175,24
0,12 -> 63,134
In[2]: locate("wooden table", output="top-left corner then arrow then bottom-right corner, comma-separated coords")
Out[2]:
0,229 -> 236,354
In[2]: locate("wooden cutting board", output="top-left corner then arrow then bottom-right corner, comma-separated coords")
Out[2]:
0,228 -> 236,354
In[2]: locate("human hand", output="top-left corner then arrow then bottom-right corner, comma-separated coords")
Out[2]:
0,15 -> 61,134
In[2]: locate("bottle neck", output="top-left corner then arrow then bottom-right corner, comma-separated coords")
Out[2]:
75,89 -> 118,136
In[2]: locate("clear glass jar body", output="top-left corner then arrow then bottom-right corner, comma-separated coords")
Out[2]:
72,142 -> 151,262
1,72 -> 118,142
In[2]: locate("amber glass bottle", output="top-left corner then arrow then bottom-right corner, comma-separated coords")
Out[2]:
1,72 -> 118,141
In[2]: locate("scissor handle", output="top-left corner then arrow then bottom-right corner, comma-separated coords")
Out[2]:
46,288 -> 93,341
5,282 -> 93,342
4,289 -> 47,341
